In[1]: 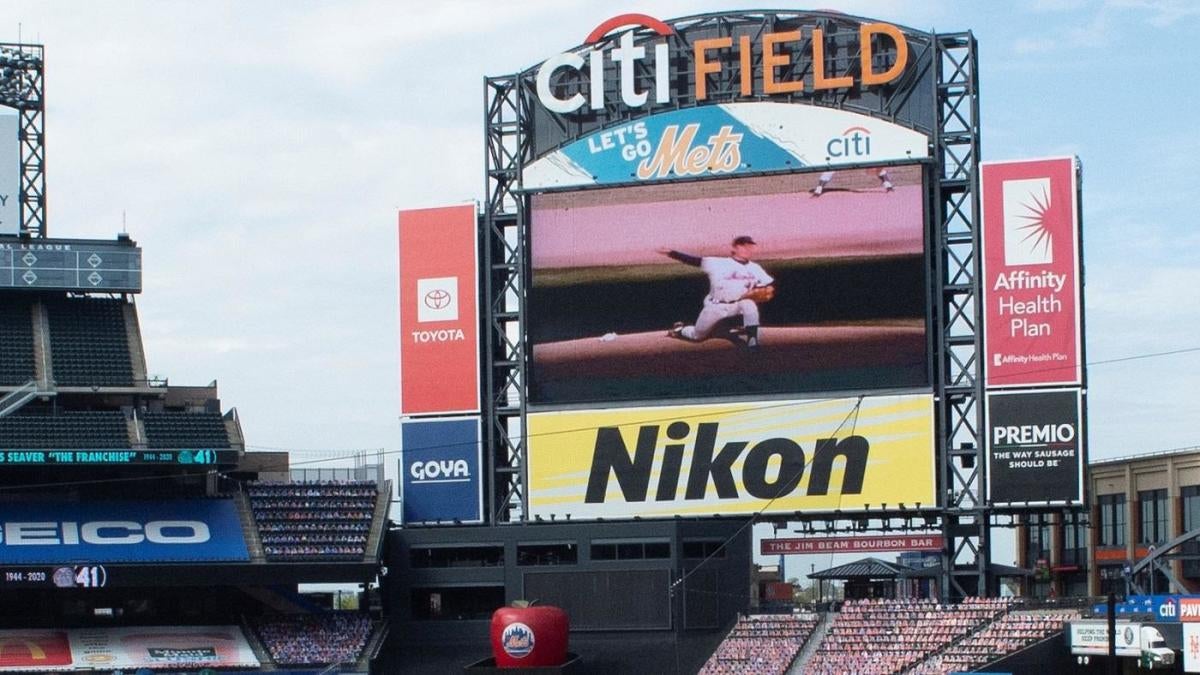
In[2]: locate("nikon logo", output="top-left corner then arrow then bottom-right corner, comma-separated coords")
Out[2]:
585,421 -> 868,503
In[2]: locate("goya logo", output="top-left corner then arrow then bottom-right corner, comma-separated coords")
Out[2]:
409,459 -> 471,484
827,126 -> 873,159
585,421 -> 868,504
501,622 -> 535,658
536,13 -> 910,114
0,520 -> 210,545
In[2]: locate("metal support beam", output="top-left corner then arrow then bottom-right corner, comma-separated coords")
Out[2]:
933,32 -> 986,600
483,75 -> 532,523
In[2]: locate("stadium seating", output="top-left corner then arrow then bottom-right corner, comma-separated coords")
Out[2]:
248,482 -> 378,561
0,297 -> 35,385
0,410 -> 128,448
142,410 -> 231,448
909,609 -> 1080,674
698,613 -> 818,675
804,597 -> 1008,675
252,612 -> 373,666
45,296 -> 134,386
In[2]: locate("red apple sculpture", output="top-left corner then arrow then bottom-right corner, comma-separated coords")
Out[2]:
491,601 -> 569,668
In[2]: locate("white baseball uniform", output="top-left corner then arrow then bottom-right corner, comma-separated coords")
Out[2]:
679,256 -> 774,341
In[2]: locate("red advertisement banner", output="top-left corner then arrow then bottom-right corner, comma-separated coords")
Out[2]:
981,157 -> 1081,387
398,205 -> 480,416
760,534 -> 943,555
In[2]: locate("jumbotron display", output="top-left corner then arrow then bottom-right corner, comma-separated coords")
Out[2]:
529,165 -> 928,404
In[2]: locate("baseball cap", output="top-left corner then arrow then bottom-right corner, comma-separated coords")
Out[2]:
732,235 -> 757,246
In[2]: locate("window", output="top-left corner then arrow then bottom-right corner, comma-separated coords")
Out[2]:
682,540 -> 727,559
1060,511 -> 1089,567
1098,494 -> 1127,547
1182,486 -> 1200,578
517,543 -> 578,566
1139,489 -> 1169,545
410,545 -> 503,568
591,540 -> 670,561
1024,513 -> 1052,569
412,585 -> 504,620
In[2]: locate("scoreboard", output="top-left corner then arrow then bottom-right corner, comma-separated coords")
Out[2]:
0,237 -> 142,292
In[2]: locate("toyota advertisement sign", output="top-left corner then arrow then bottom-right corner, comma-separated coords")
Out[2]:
398,205 -> 480,416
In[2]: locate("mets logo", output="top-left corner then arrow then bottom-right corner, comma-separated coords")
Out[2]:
501,622 -> 535,658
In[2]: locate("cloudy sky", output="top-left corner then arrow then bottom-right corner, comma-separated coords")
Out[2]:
6,0 -> 1198,484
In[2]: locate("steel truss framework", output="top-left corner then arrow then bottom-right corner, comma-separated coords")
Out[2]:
0,43 -> 46,238
484,24 -> 998,599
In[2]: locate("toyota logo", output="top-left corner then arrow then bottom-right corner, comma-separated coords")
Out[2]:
424,289 -> 452,310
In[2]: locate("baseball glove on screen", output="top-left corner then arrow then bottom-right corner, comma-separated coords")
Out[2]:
741,286 -> 775,303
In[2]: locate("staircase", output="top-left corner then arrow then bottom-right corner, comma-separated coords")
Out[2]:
236,491 -> 266,562
788,612 -> 832,674
0,380 -> 54,418
363,481 -> 392,561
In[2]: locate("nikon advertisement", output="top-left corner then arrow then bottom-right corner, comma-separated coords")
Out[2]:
526,393 -> 934,520
987,388 -> 1083,505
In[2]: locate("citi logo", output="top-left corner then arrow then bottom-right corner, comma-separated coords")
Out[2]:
410,459 -> 471,484
0,520 -> 210,545
826,126 -> 872,158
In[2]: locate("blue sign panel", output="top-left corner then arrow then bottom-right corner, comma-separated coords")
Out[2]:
401,417 -> 483,525
0,499 -> 249,563
1094,595 -> 1200,622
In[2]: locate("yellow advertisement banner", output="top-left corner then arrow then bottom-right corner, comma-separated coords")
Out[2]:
528,394 -> 934,520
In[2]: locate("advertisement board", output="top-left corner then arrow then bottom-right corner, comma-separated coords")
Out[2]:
398,205 -> 480,416
761,534 -> 943,555
530,166 -> 928,405
981,157 -> 1081,387
400,417 -> 483,524
527,393 -> 934,520
0,626 -> 260,672
1070,621 -> 1140,657
524,103 -> 930,190
986,388 -> 1083,505
526,13 -> 937,160
1185,622 -> 1200,672
0,114 -> 16,235
0,499 -> 249,563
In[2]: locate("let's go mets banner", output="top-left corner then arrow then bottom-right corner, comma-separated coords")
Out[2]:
527,394 -> 934,520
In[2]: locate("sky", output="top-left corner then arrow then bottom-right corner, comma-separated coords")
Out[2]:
6,1 -> 1200,569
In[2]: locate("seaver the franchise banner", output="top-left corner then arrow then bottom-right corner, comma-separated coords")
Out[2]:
987,389 -> 1083,505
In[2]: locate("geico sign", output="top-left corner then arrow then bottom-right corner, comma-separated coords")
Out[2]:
537,13 -> 909,114
0,520 -> 211,545
585,421 -> 867,503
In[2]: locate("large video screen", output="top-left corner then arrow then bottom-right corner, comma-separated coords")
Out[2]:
529,165 -> 929,405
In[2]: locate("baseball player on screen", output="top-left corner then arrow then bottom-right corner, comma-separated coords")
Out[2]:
657,235 -> 775,350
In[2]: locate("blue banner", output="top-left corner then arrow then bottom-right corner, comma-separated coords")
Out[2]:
0,499 -> 249,563
401,418 -> 483,525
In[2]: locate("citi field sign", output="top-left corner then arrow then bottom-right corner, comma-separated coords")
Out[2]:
535,13 -> 910,114
524,12 -> 930,189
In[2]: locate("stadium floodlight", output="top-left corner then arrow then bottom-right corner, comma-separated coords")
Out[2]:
0,42 -> 45,237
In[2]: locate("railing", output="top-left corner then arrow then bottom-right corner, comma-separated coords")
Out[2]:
0,379 -> 51,418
